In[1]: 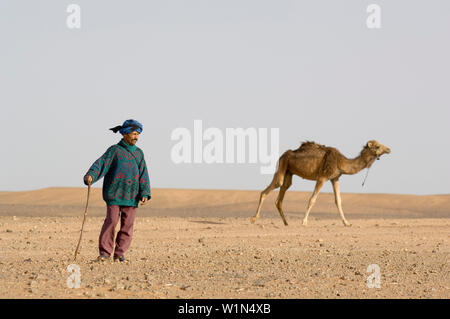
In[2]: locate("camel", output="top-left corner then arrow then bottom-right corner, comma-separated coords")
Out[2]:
250,140 -> 391,226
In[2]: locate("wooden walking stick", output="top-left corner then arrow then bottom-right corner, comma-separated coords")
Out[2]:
74,182 -> 91,261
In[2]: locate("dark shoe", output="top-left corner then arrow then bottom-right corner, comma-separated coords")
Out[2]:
96,254 -> 109,262
113,255 -> 126,262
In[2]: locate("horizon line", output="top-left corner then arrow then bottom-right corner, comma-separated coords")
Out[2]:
0,186 -> 448,197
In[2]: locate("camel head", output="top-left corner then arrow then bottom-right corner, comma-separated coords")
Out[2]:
365,140 -> 391,160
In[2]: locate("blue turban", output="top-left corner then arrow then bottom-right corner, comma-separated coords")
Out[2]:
109,119 -> 143,135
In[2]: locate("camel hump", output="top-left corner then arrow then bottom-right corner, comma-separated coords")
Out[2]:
297,141 -> 327,152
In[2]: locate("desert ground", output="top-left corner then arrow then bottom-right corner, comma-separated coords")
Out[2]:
0,187 -> 448,299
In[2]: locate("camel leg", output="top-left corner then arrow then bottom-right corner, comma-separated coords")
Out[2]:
331,178 -> 352,227
275,173 -> 292,226
251,171 -> 285,224
302,178 -> 326,226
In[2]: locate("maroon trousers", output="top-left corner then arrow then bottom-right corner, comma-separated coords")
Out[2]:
99,205 -> 137,257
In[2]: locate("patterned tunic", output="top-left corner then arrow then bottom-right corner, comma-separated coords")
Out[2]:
86,139 -> 151,207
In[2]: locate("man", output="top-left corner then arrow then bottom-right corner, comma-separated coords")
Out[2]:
83,119 -> 151,262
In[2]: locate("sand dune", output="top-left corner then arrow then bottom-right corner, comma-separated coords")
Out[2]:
0,187 -> 449,219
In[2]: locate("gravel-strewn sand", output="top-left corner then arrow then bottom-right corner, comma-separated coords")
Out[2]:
0,188 -> 448,298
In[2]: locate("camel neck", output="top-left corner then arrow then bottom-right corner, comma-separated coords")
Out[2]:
340,148 -> 376,175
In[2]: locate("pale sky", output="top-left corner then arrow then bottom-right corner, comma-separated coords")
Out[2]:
1,0 -> 449,195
